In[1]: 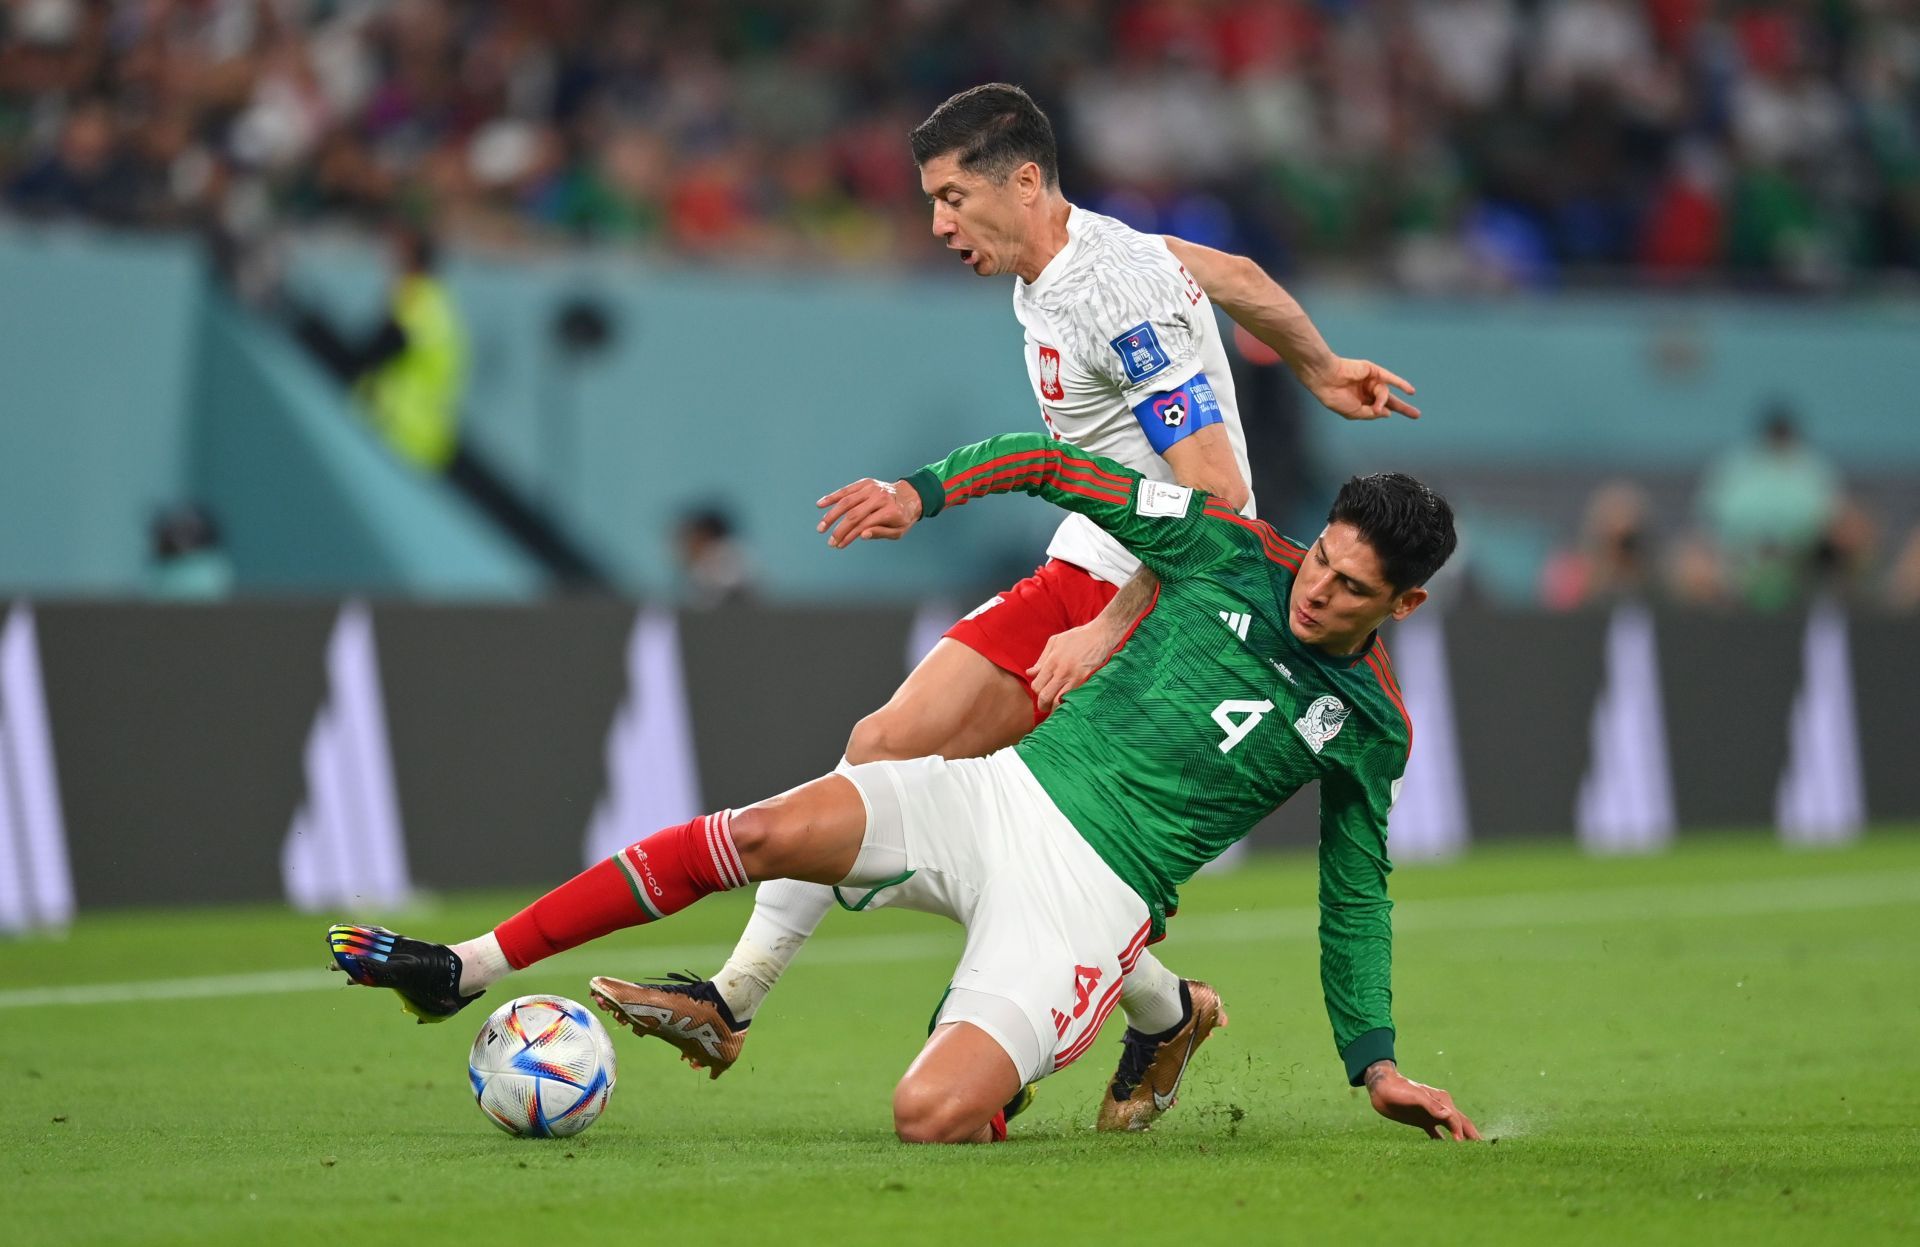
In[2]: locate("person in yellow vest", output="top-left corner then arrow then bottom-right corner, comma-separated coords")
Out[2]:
289,222 -> 468,472
356,225 -> 467,470
284,221 -> 606,585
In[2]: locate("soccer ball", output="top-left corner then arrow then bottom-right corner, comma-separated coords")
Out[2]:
467,995 -> 617,1138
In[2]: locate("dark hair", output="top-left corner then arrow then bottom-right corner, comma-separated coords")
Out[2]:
678,507 -> 735,541
390,221 -> 438,273
1327,473 -> 1457,592
909,83 -> 1059,187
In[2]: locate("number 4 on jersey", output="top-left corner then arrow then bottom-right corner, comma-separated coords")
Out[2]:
1212,698 -> 1274,753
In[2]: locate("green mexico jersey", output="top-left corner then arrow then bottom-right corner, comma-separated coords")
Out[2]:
907,433 -> 1411,1081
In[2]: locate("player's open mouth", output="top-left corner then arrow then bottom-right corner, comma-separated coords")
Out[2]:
959,248 -> 977,266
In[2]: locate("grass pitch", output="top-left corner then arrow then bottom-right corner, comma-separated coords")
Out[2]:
5,830 -> 1918,1246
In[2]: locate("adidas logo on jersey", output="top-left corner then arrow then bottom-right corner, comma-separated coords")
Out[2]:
1218,611 -> 1251,641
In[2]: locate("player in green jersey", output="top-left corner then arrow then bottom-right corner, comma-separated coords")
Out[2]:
330,431 -> 1476,1145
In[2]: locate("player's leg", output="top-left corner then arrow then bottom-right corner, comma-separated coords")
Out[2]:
895,750 -> 1159,1141
327,775 -> 868,1024
695,619 -> 1041,1048
892,1019 -> 1025,1144
694,565 -> 1180,1066
726,639 -> 1033,996
844,638 -> 1036,763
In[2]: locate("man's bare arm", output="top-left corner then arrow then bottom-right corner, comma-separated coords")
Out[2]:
1029,565 -> 1157,711
1163,236 -> 1420,422
1160,422 -> 1250,511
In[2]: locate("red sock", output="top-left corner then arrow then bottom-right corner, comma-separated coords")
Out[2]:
493,811 -> 747,969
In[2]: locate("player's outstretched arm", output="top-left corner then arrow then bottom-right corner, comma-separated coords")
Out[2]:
818,433 -> 1244,583
1363,1060 -> 1481,1141
1162,236 -> 1419,422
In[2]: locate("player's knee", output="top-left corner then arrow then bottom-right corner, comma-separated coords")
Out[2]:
892,1079 -> 986,1145
846,708 -> 923,765
725,805 -> 785,873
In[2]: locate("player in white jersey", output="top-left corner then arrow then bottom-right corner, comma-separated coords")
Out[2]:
594,83 -> 1420,1133
1011,201 -> 1255,595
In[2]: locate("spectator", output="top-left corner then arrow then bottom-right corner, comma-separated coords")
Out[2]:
1692,402 -> 1846,610
674,507 -> 757,610
1,1 -> 1917,288
1887,525 -> 1920,612
1540,481 -> 1657,611
148,503 -> 234,601
289,220 -> 466,472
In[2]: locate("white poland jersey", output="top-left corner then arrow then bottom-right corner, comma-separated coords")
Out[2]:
1011,204 -> 1254,587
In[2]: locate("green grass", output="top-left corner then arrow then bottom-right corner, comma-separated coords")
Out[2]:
5,830 -> 1918,1246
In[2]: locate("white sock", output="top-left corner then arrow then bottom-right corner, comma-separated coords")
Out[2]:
710,753 -> 860,1014
451,932 -> 512,997
712,877 -> 836,1022
1119,949 -> 1186,1034
709,755 -> 859,1021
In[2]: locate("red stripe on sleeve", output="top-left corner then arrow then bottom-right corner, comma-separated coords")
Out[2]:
1364,651 -> 1412,749
1203,504 -> 1302,569
944,451 -> 1131,507
943,448 -> 1059,492
946,463 -> 1128,508
1370,638 -> 1407,704
1049,452 -> 1133,489
1053,478 -> 1133,507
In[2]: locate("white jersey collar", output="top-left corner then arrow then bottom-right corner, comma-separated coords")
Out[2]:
1021,203 -> 1083,298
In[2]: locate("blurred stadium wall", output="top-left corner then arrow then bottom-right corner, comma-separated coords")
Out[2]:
0,597 -> 1915,924
3,232 -> 1918,600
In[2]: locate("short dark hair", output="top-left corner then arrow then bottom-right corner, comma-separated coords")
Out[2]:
910,83 -> 1059,187
1327,473 -> 1458,592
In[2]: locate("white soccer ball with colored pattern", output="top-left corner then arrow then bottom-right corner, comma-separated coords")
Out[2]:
468,995 -> 617,1137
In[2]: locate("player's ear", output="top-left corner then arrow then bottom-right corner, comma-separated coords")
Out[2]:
1016,161 -> 1043,203
1388,586 -> 1428,622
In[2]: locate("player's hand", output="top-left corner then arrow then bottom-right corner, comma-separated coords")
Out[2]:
1364,1061 -> 1480,1140
1302,357 -> 1420,421
1026,618 -> 1123,712
816,477 -> 923,548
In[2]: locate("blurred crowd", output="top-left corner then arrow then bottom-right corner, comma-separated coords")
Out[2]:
1538,402 -> 1920,612
4,0 -> 1920,288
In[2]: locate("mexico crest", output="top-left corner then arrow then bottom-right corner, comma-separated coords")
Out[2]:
1292,695 -> 1350,754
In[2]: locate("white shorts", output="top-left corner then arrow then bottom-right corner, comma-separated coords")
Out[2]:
837,750 -> 1152,1085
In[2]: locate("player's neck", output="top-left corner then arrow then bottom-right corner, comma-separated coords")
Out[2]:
1298,622 -> 1377,659
1316,631 -> 1372,658
1014,196 -> 1073,284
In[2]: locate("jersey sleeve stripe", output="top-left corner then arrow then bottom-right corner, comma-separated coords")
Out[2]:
942,447 -> 1130,494
1053,463 -> 1137,496
1051,451 -> 1133,489
947,464 -> 1130,508
941,448 -> 1056,491
1364,650 -> 1413,750
946,469 -> 1046,507
1051,478 -> 1134,506
1202,504 -> 1303,569
1370,638 -> 1407,705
